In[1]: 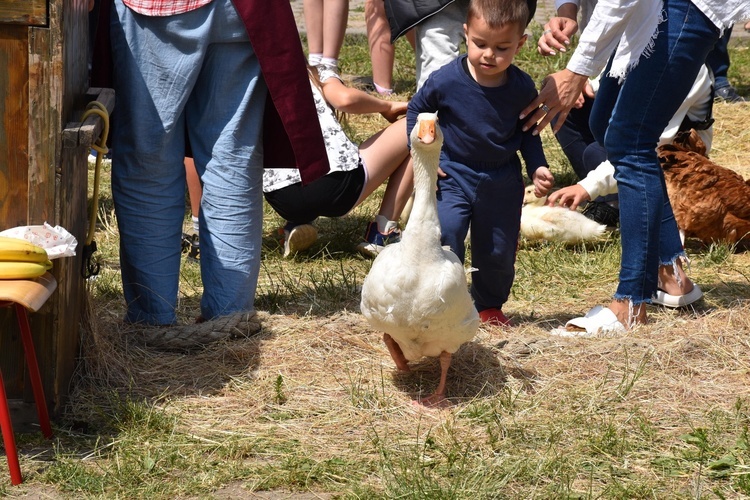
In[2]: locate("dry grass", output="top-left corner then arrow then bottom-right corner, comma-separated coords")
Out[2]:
12,40 -> 750,499
39,103 -> 750,499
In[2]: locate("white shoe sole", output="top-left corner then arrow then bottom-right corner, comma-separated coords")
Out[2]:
652,284 -> 703,308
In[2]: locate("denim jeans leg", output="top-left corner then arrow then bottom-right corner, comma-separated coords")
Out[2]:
554,97 -> 598,180
597,0 -> 719,304
436,161 -> 473,264
111,1 -> 200,325
469,167 -> 523,312
705,28 -> 732,89
658,180 -> 686,266
111,0 -> 266,324
184,5 -> 267,321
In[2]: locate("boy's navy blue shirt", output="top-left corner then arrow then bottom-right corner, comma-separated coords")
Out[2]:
406,54 -> 547,178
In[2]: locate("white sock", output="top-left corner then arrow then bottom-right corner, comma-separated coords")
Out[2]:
308,53 -> 322,66
373,82 -> 393,96
192,215 -> 199,233
375,215 -> 398,234
320,57 -> 338,69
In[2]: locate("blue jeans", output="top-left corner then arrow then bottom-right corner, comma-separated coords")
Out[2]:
554,96 -> 598,180
554,98 -> 613,203
705,28 -> 732,89
589,0 -> 719,304
111,0 -> 267,324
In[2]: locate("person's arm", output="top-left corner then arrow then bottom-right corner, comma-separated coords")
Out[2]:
522,0 -> 634,134
577,160 -> 617,199
320,77 -> 407,122
538,2 -> 580,56
406,73 -> 441,147
547,160 -> 617,210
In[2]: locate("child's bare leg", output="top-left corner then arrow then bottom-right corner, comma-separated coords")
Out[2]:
366,0 -> 396,91
356,119 -> 411,213
322,0 -> 348,60
303,0 -> 324,56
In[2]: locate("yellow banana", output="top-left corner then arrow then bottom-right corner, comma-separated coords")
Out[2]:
0,260 -> 52,279
0,236 -> 49,263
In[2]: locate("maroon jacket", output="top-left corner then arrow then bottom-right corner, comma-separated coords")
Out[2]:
91,0 -> 329,185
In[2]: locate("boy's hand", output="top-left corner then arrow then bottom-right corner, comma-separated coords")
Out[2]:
546,184 -> 591,211
381,101 -> 408,123
531,167 -> 554,197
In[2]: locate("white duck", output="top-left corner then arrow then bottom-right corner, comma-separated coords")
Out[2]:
360,112 -> 479,407
520,185 -> 607,244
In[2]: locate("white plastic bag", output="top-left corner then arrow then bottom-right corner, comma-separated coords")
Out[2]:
0,223 -> 78,259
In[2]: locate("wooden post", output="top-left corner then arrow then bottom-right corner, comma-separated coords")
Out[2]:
0,0 -> 112,414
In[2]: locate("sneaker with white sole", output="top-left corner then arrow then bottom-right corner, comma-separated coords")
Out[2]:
356,221 -> 401,258
181,232 -> 200,262
282,223 -> 318,258
582,201 -> 619,228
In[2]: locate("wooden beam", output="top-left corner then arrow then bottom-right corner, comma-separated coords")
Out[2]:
0,0 -> 47,26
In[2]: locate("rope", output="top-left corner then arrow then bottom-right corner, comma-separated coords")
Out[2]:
80,101 -> 110,247
124,312 -> 263,352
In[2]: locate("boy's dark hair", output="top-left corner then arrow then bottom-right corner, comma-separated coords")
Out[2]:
467,0 -> 535,30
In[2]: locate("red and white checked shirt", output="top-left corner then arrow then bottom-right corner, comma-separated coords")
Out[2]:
123,0 -> 213,16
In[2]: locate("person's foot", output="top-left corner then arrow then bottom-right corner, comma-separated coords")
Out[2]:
282,223 -> 318,258
657,260 -> 694,296
181,232 -> 200,262
478,307 -> 513,326
581,201 -> 620,227
356,221 -> 401,258
608,299 -> 647,328
654,260 -> 702,307
715,85 -> 746,103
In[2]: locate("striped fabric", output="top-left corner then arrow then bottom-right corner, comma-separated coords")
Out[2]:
123,0 -> 213,16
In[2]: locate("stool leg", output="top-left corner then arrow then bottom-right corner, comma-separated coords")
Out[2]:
0,370 -> 23,485
14,304 -> 52,439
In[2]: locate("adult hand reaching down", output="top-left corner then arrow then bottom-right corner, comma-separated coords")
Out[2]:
519,69 -> 590,135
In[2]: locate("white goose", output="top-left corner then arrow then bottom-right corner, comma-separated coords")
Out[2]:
360,112 -> 479,407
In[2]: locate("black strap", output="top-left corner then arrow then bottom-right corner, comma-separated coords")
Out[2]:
679,82 -> 715,132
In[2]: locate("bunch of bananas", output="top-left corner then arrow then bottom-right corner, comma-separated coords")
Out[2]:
0,236 -> 53,279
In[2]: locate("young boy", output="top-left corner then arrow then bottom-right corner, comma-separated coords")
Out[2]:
406,0 -> 554,326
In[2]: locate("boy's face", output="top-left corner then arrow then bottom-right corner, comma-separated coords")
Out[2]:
463,15 -> 527,87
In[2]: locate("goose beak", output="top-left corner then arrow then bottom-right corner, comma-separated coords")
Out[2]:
417,119 -> 436,145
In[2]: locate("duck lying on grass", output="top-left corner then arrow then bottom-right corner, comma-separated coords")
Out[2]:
521,185 -> 608,244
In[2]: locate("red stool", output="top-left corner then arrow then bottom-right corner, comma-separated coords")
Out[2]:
0,272 -> 56,485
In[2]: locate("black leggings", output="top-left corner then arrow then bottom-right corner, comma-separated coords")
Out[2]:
263,162 -> 366,225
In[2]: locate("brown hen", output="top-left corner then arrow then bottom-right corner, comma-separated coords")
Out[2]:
658,130 -> 750,246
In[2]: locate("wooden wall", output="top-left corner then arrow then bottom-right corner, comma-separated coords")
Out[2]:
0,0 -> 101,414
